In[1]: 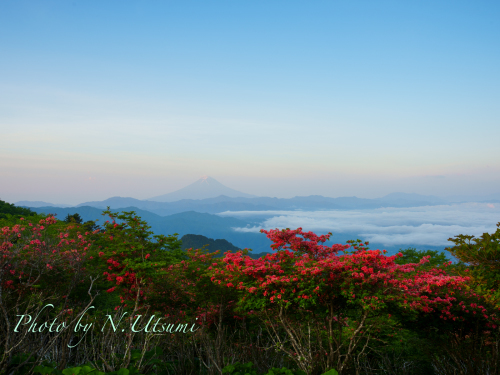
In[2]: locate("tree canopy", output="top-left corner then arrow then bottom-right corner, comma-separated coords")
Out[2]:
446,222 -> 500,306
0,199 -> 36,220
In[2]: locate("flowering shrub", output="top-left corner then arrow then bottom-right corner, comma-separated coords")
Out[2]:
209,228 -> 500,374
152,247 -> 227,325
85,208 -> 186,312
2,204 -> 499,374
446,222 -> 500,307
1,215 -> 92,299
0,214 -> 95,372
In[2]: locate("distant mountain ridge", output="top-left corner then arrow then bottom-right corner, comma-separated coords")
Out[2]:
15,176 -> 497,211
148,176 -> 257,202
14,200 -> 74,208
65,192 -> 450,216
17,192 -> 461,217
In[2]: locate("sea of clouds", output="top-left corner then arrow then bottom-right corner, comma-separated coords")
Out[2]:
218,203 -> 500,247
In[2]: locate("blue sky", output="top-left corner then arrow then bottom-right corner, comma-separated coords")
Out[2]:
1,1 -> 499,204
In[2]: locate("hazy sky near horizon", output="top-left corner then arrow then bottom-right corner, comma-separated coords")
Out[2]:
1,1 -> 500,205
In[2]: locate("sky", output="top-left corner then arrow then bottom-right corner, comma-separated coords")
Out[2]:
1,1 -> 500,205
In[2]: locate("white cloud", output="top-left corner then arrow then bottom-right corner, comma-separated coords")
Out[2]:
222,203 -> 500,246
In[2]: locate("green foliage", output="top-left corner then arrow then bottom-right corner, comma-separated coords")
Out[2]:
220,362 -> 323,375
86,208 -> 188,310
64,213 -> 83,224
0,199 -> 36,220
446,222 -> 500,305
82,220 -> 102,233
32,365 -> 143,375
4,353 -> 37,375
128,346 -> 167,370
395,247 -> 450,268
33,364 -> 106,375
264,367 -> 308,375
63,213 -> 103,234
100,207 -> 186,259
222,362 -> 260,375
362,325 -> 436,375
319,371 -> 338,375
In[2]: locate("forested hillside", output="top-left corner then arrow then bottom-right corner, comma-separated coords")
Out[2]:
0,199 -> 36,219
180,234 -> 270,259
180,234 -> 241,252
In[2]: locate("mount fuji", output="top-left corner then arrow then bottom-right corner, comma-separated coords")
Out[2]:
147,176 -> 257,202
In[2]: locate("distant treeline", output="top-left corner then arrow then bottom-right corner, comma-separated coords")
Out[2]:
0,200 -> 36,220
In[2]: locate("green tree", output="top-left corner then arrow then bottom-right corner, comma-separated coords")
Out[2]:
445,222 -> 500,306
64,213 -> 83,224
0,199 -> 36,220
82,220 -> 102,233
87,208 -> 187,311
395,247 -> 450,269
